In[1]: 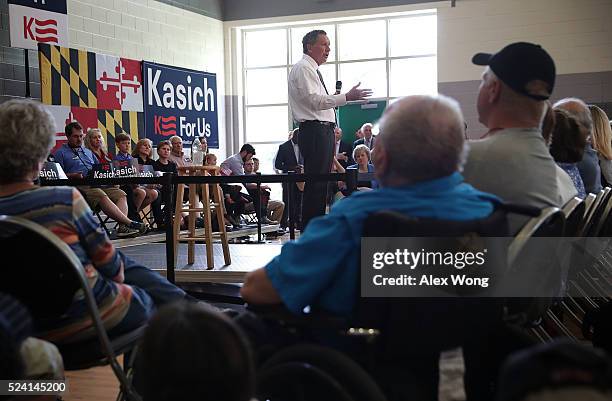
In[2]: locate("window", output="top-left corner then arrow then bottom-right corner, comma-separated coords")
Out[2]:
239,11 -> 437,174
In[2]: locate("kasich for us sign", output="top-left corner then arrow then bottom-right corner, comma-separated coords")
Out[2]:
143,61 -> 219,148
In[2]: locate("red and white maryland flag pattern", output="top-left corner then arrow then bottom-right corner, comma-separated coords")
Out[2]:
45,105 -> 98,152
96,54 -> 144,112
8,4 -> 68,50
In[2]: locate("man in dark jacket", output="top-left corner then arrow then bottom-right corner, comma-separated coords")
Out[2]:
275,129 -> 303,230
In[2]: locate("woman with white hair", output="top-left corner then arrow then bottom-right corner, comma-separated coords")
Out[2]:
0,99 -> 186,343
347,144 -> 378,190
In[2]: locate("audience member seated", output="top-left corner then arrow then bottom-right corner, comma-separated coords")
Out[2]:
0,99 -> 187,343
589,105 -> 612,186
133,138 -> 155,165
353,122 -> 375,150
462,42 -> 560,232
554,97 -> 602,194
168,135 -> 193,168
549,109 -> 587,199
205,153 -> 217,167
241,94 -> 499,316
244,159 -> 285,224
220,144 -> 257,228
252,156 -> 260,173
152,140 -> 178,175
496,340 -> 612,401
348,144 -> 379,190
152,141 -> 177,229
0,293 -> 64,381
334,127 -> 354,169
220,143 -> 256,176
54,121 -> 145,238
274,129 -> 304,230
133,138 -> 164,229
114,133 -> 150,224
541,104 -> 578,204
135,302 -> 255,401
84,127 -> 112,163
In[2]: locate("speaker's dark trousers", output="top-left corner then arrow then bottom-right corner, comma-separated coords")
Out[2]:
298,120 -> 335,229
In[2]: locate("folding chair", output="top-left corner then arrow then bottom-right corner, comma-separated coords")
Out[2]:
0,215 -> 143,401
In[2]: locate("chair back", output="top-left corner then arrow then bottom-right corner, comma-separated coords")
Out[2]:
561,197 -> 585,237
506,208 -> 566,323
0,216 -> 80,323
0,215 -> 141,400
356,207 -> 510,355
591,187 -> 612,237
580,188 -> 611,236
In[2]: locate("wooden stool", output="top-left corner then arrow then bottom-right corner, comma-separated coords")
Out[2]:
174,165 -> 231,269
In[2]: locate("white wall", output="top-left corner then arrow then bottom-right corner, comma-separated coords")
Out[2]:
67,0 -> 227,157
438,0 -> 612,83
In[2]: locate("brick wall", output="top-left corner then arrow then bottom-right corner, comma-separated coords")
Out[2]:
0,0 -> 226,155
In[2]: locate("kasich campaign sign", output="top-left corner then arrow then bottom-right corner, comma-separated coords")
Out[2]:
143,61 -> 218,148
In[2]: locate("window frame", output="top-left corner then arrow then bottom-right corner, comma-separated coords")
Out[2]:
240,11 -> 437,152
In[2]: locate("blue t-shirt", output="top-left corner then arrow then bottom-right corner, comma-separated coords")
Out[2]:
53,144 -> 96,176
114,152 -> 132,161
265,172 -> 499,316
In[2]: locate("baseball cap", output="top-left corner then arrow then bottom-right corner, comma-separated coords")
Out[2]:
472,42 -> 556,101
496,340 -> 612,401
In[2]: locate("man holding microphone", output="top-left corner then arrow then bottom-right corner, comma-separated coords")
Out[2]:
289,29 -> 372,229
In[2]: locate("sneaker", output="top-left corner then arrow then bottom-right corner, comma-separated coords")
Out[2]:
129,221 -> 148,235
116,224 -> 140,238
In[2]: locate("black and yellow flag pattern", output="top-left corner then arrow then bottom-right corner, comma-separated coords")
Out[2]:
98,110 -> 144,152
39,43 -> 97,108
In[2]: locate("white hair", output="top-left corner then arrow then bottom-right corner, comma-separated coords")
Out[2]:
377,94 -> 466,184
0,99 -> 55,183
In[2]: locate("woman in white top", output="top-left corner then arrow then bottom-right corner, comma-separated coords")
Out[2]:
589,105 -> 612,186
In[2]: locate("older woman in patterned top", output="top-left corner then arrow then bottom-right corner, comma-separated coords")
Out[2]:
0,99 -> 186,343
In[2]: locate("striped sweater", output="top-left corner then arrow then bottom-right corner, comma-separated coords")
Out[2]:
0,186 -> 132,343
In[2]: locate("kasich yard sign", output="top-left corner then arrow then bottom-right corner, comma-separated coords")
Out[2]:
8,0 -> 69,50
143,62 -> 218,148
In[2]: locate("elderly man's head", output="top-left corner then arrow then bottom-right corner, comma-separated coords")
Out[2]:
169,135 -> 183,155
361,123 -> 373,139
334,127 -> 343,142
0,99 -> 55,184
373,95 -> 465,187
553,98 -> 593,139
473,42 -> 555,129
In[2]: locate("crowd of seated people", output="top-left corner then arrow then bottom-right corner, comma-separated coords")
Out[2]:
114,133 -> 158,226
0,99 -> 187,345
54,122 -> 146,238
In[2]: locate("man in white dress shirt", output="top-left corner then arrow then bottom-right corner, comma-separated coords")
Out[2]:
289,29 -> 372,229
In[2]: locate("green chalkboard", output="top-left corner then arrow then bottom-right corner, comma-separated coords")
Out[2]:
338,100 -> 387,143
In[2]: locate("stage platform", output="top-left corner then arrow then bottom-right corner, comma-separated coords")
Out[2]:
116,225 -> 289,283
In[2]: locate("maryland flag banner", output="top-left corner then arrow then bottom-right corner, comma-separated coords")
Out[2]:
38,43 -> 144,153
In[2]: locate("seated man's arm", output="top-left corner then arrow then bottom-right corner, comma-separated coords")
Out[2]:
241,214 -> 354,314
241,268 -> 281,304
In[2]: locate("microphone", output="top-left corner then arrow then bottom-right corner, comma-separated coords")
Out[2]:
335,80 -> 342,95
